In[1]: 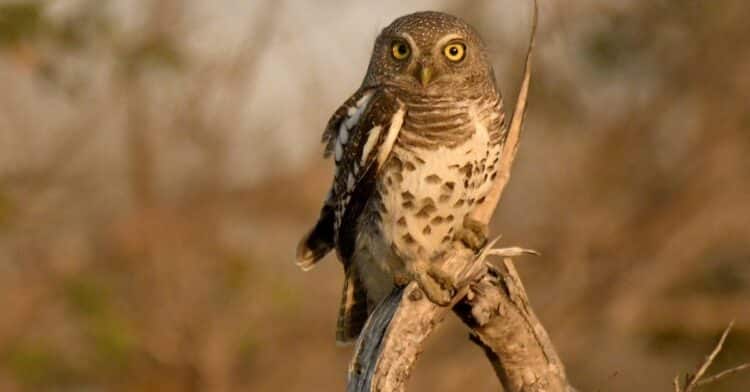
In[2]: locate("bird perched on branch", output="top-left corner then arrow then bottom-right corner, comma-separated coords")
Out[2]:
297,11 -> 506,344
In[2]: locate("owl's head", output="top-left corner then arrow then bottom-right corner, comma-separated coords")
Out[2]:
363,11 -> 494,94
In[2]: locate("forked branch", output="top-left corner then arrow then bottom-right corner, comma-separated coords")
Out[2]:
674,321 -> 750,392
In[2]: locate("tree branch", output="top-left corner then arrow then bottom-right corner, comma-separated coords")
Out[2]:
674,321 -> 750,392
454,260 -> 573,392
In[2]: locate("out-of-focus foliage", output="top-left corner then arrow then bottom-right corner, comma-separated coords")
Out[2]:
0,1 -> 748,391
0,3 -> 43,47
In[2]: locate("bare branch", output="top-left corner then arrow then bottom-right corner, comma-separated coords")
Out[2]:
347,246 -> 478,392
684,321 -> 734,392
469,0 -> 538,225
454,260 -> 573,392
696,363 -> 750,388
672,321 -> 750,392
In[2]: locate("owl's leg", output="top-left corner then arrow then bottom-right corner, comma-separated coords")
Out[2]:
414,254 -> 486,306
455,215 -> 489,252
399,259 -> 454,306
415,272 -> 455,306
402,217 -> 489,306
418,216 -> 489,305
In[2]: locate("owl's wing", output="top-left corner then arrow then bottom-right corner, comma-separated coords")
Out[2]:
296,87 -> 405,270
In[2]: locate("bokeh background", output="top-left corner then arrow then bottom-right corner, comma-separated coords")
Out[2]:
0,0 -> 748,391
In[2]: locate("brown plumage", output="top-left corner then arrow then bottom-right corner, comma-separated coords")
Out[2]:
297,11 -> 506,344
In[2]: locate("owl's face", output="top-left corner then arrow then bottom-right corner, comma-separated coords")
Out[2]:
363,11 -> 494,95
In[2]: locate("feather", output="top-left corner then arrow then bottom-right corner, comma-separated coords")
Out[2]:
297,88 -> 404,271
336,263 -> 369,344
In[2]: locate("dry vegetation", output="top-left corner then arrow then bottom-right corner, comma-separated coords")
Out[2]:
0,0 -> 748,391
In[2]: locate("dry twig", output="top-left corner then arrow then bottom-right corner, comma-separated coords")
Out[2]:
696,363 -> 750,388
673,321 -> 750,391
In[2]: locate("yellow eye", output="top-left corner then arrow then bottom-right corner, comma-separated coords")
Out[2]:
391,41 -> 410,60
443,43 -> 466,62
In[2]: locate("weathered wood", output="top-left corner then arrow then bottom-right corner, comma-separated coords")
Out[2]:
454,260 -> 573,392
348,283 -> 448,392
347,288 -> 408,392
347,254 -> 574,392
347,246 -> 478,392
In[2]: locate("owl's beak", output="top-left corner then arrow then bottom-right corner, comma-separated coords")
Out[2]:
418,66 -> 433,87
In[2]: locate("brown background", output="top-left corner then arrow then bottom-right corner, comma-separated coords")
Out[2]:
0,0 -> 748,391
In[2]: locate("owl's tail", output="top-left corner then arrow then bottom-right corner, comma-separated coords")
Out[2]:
336,263 -> 369,345
296,204 -> 335,271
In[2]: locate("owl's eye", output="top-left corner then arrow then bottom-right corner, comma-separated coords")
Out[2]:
391,41 -> 410,60
443,43 -> 466,62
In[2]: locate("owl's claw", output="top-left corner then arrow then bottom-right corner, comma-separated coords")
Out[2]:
407,217 -> 490,306
455,216 -> 488,252
411,268 -> 454,306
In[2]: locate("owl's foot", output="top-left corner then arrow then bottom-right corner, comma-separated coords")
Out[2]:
408,218 -> 490,306
408,265 -> 454,306
427,264 -> 460,305
455,216 -> 488,253
413,259 -> 486,306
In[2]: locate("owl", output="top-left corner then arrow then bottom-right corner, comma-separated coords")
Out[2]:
296,11 -> 506,344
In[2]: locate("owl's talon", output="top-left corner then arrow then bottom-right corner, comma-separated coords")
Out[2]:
456,216 -> 488,252
413,269 -> 454,306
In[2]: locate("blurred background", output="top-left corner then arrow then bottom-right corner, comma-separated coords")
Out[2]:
0,0 -> 748,391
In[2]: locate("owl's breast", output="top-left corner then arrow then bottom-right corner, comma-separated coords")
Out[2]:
374,106 -> 502,261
